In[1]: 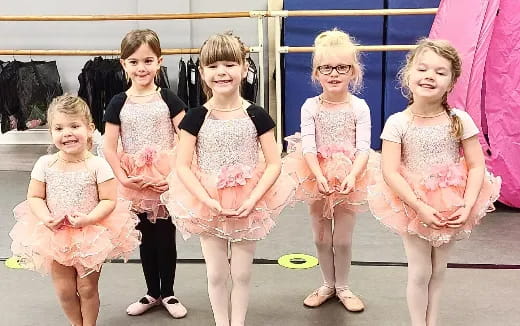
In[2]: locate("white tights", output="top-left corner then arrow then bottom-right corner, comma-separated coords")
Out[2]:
309,200 -> 356,293
200,235 -> 256,326
402,234 -> 454,326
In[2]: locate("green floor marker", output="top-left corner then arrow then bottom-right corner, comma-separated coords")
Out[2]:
278,253 -> 318,269
5,256 -> 23,269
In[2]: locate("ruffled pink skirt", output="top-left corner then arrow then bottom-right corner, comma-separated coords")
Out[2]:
161,160 -> 296,242
367,159 -> 501,247
9,199 -> 141,277
283,134 -> 374,219
119,147 -> 175,222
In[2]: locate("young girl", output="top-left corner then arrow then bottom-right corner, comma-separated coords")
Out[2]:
368,39 -> 501,326
103,29 -> 187,318
9,95 -> 140,326
161,33 -> 294,326
283,29 -> 371,312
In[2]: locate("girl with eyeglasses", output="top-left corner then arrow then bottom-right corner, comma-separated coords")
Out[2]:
283,28 -> 372,312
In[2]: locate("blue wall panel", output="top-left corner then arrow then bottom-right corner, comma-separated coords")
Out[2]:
283,0 -> 384,149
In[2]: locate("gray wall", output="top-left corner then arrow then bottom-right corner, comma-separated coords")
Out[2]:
1,0 -> 267,95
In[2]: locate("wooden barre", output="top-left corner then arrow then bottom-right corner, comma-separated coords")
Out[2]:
0,47 -> 261,56
284,45 -> 416,52
0,12 -> 253,21
0,8 -> 437,21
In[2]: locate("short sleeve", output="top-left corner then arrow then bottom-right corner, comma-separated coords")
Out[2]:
353,98 -> 372,152
92,157 -> 115,183
178,107 -> 208,136
454,109 -> 480,140
380,113 -> 405,144
246,105 -> 275,136
103,93 -> 127,125
160,88 -> 187,119
30,155 -> 50,182
300,99 -> 318,154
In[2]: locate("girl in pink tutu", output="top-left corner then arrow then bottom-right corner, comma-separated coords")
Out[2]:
368,39 -> 501,326
103,29 -> 187,318
9,95 -> 140,326
161,32 -> 294,326
283,29 -> 371,312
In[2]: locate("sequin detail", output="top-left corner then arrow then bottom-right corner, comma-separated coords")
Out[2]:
402,123 -> 460,174
120,96 -> 175,154
196,117 -> 258,174
45,168 -> 99,219
315,108 -> 356,150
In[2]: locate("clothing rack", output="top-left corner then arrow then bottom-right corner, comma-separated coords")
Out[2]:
0,10 -> 266,110
271,7 -> 439,146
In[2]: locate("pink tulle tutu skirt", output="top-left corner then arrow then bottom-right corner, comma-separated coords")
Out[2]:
367,159 -> 501,247
119,146 -> 175,221
161,160 -> 296,242
283,134 -> 373,219
9,199 -> 141,277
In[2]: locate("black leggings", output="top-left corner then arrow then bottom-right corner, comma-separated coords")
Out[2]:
136,213 -> 177,299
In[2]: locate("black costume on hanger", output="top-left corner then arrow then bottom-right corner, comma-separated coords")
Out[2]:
186,58 -> 201,108
0,60 -> 63,133
177,58 -> 189,105
242,57 -> 259,103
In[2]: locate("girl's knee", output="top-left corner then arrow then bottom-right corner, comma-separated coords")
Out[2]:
230,268 -> 252,286
77,280 -> 99,300
207,270 -> 229,287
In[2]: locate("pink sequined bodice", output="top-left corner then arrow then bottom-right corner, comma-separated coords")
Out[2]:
119,97 -> 175,154
315,108 -> 356,150
45,168 -> 99,219
196,117 -> 258,174
402,123 -> 460,174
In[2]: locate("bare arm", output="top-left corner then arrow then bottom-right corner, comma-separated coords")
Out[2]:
89,179 -> 117,222
27,179 -> 52,222
102,123 -> 127,182
381,140 -> 444,228
172,110 -> 186,135
175,130 -> 213,204
460,135 -> 485,207
235,129 -> 282,217
248,130 -> 281,203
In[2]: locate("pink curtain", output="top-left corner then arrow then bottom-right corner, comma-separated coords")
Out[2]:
429,0 -> 520,207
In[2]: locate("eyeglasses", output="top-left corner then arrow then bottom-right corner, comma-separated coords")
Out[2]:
317,64 -> 352,75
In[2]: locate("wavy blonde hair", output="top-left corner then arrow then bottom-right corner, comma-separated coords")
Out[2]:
312,28 -> 364,93
398,38 -> 463,138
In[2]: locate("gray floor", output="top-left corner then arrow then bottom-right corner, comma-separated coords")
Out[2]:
1,145 -> 519,325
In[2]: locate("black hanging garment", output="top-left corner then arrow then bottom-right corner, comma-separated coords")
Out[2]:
0,60 -> 63,133
186,58 -> 200,108
177,58 -> 189,105
18,61 -> 63,128
196,59 -> 207,105
242,57 -> 259,103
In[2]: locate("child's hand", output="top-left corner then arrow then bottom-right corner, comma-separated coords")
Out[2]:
339,174 -> 356,194
148,180 -> 169,193
204,198 -> 223,217
446,205 -> 471,228
316,175 -> 332,195
416,202 -> 445,229
233,198 -> 257,218
42,214 -> 63,231
121,176 -> 145,191
68,212 -> 93,228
